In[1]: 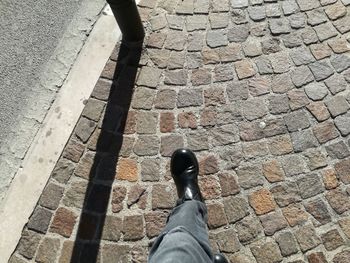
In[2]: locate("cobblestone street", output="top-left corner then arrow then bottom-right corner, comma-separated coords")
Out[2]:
9,0 -> 350,262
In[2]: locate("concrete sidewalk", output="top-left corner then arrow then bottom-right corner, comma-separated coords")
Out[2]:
9,0 -> 350,262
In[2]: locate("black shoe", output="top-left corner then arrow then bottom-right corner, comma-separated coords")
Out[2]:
170,148 -> 203,202
213,253 -> 229,263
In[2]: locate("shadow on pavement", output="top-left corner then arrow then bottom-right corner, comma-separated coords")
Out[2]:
70,41 -> 143,262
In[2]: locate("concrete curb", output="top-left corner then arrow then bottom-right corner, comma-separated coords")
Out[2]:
0,6 -> 120,262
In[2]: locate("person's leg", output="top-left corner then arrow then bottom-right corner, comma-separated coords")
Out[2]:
148,200 -> 213,263
148,149 -> 228,263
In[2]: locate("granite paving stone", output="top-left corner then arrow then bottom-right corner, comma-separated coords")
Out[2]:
314,22 -> 338,41
326,188 -> 350,214
248,6 -> 267,21
325,95 -> 350,117
282,0 -> 300,15
209,13 -> 229,29
291,129 -> 319,152
332,250 -> 350,263
250,241 -> 283,263
321,229 -> 345,250
328,38 -> 350,53
308,60 -> 334,81
276,231 -> 299,256
306,101 -> 331,121
282,203 -> 309,227
324,74 -> 347,94
304,82 -> 328,101
235,216 -> 262,244
14,0 -> 350,262
305,197 -> 332,225
228,24 -> 250,42
301,27 -> 318,44
206,30 -> 228,48
322,167 -> 339,189
259,211 -> 288,236
283,32 -> 303,48
332,13 -> 350,33
307,252 -> 327,263
310,43 -> 333,60
290,66 -> 314,87
334,112 -> 350,136
282,154 -> 308,176
294,224 -> 321,252
307,8 -> 328,25
290,13 -> 307,29
330,54 -> 350,72
271,181 -> 301,207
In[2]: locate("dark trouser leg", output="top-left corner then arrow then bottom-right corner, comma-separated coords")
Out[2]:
148,200 -> 213,263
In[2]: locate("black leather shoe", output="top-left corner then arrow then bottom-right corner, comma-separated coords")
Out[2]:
213,253 -> 229,263
170,148 -> 203,202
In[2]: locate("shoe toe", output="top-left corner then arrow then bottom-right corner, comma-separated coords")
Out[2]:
171,148 -> 198,177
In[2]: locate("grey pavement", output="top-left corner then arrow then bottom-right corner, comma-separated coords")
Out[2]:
0,0 -> 105,203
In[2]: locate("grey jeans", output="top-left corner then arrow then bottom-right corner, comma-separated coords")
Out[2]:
148,200 -> 213,263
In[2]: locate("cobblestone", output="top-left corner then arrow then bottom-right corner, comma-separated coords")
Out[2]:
324,74 -> 347,94
322,167 -> 339,189
36,237 -> 60,263
307,252 -> 327,263
271,181 -> 301,207
235,216 -> 262,244
137,66 -> 162,88
283,32 -> 303,48
282,203 -> 309,226
308,60 -> 334,81
334,112 -> 350,136
209,13 -> 229,29
207,202 -> 228,228
276,231 -> 299,256
294,224 -> 321,252
237,164 -> 265,189
282,154 -> 308,176
325,95 -> 350,117
249,188 -> 276,215
306,101 -> 330,121
260,211 -> 288,236
297,173 -> 325,198
290,13 -> 307,29
224,196 -> 249,223
326,188 -> 350,214
17,230 -> 41,259
321,229 -> 345,250
315,22 -> 338,41
235,59 -> 256,79
291,129 -> 319,152
312,120 -> 339,143
331,54 -> 350,73
269,18 -> 291,35
177,88 -> 203,107
215,228 -> 240,253
307,9 -> 328,25
27,207 -> 52,234
228,24 -> 250,43
310,43 -> 332,60
15,1 -> 350,262
290,66 -> 314,87
304,82 -> 328,101
206,30 -> 228,48
50,207 -> 77,238
333,250 -> 350,263
250,241 -> 283,263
